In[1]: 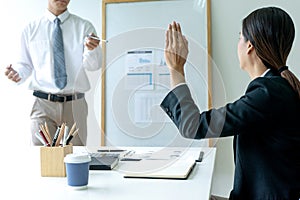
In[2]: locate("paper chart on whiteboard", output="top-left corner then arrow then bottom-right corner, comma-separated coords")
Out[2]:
125,50 -> 171,123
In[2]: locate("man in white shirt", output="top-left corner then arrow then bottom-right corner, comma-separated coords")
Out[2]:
4,0 -> 102,146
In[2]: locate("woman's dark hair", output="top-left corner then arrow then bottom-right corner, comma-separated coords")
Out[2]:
242,7 -> 300,99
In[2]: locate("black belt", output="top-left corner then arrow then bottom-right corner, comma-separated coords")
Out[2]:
33,91 -> 84,102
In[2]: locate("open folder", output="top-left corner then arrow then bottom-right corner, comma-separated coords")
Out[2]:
123,158 -> 196,180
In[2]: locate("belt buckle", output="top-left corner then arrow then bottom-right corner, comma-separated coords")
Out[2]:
48,94 -> 55,101
57,94 -> 67,102
47,94 -> 65,102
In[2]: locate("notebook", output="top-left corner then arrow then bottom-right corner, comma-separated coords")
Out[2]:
89,153 -> 119,170
123,158 -> 196,180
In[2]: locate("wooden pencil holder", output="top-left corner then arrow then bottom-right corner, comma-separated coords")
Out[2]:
40,145 -> 73,177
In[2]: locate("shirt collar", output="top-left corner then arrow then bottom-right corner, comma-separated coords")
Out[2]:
260,68 -> 271,77
45,9 -> 70,24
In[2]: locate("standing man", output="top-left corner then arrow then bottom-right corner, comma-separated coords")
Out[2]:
5,0 -> 102,145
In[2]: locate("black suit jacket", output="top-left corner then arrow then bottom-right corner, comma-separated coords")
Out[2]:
160,70 -> 300,200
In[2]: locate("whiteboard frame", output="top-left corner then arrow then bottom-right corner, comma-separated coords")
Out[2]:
101,0 -> 212,146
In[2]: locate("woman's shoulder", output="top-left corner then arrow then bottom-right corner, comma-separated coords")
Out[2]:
247,76 -> 298,104
248,75 -> 290,92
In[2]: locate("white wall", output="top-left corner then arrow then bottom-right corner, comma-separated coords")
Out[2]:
1,0 -> 300,198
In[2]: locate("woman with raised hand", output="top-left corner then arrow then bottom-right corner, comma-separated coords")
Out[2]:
161,7 -> 300,200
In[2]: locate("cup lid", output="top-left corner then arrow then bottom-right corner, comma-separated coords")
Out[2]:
64,153 -> 91,163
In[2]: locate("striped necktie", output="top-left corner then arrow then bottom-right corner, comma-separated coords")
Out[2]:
53,17 -> 67,89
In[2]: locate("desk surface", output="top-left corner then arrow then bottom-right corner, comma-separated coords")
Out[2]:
2,146 -> 216,200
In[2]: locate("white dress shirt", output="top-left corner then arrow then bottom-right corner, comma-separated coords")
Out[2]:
13,9 -> 102,94
260,68 -> 270,77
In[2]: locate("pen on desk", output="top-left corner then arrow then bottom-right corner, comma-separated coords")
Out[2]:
196,151 -> 204,162
122,150 -> 135,157
120,158 -> 142,161
86,35 -> 108,43
97,149 -> 125,152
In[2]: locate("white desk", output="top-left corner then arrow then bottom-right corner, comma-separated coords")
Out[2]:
2,146 -> 216,200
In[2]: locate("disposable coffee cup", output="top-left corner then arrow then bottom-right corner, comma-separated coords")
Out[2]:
64,153 -> 91,189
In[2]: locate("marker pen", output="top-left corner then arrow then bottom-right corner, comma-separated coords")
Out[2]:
51,127 -> 61,147
86,35 -> 108,43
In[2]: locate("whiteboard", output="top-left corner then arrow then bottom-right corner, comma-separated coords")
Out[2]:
100,0 -> 212,147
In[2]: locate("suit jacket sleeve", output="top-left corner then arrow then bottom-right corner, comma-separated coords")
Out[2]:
160,80 -> 279,139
